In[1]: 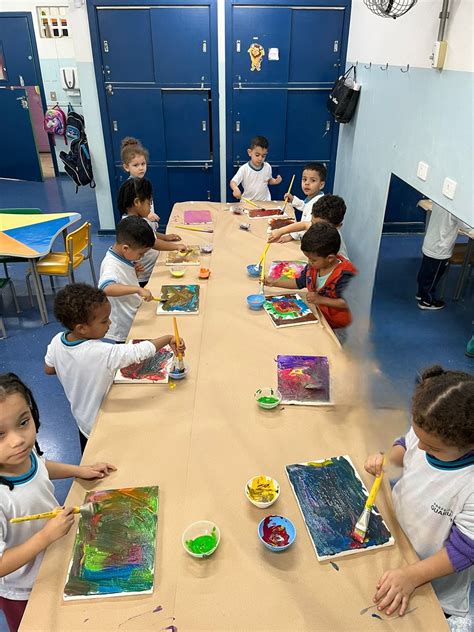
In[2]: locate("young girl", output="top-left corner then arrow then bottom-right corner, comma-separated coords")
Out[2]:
117,177 -> 187,287
0,373 -> 116,631
365,366 -> 474,618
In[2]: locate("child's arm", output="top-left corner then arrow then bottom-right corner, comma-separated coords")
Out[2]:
268,175 -> 282,185
45,461 -> 117,481
268,220 -> 311,243
307,294 -> 347,310
365,445 -> 405,477
264,276 -> 298,290
44,364 -> 56,375
230,179 -> 242,200
153,238 -> 187,252
155,232 -> 182,242
102,283 -> 152,302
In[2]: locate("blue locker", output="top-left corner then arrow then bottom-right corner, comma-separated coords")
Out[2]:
0,16 -> 37,86
285,91 -> 334,160
151,8 -> 211,84
289,9 -> 345,83
115,165 -> 171,226
168,166 -> 214,204
162,91 -> 211,161
97,9 -> 154,83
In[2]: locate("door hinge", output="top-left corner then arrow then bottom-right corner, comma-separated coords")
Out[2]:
103,40 -> 109,53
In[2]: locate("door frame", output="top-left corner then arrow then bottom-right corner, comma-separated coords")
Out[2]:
0,11 -> 60,178
87,0 -> 221,221
224,0 -> 351,195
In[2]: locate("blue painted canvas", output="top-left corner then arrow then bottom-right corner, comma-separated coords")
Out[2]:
286,457 -> 394,561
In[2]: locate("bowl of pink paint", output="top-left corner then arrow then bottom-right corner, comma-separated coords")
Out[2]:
182,520 -> 220,558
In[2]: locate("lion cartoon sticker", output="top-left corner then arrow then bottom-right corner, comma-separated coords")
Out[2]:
248,43 -> 265,72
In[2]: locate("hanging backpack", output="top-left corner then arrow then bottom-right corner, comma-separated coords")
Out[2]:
59,137 -> 96,193
66,105 -> 85,141
43,105 -> 67,144
327,65 -> 361,124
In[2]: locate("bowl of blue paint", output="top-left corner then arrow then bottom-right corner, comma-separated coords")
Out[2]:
182,520 -> 220,558
254,387 -> 282,410
258,515 -> 296,552
169,362 -> 189,380
247,294 -> 265,310
247,263 -> 261,277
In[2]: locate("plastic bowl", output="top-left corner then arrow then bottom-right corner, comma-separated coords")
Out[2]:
258,515 -> 296,552
247,294 -> 265,310
169,363 -> 189,380
254,387 -> 282,410
246,264 -> 261,277
170,266 -> 185,278
245,475 -> 280,509
182,520 -> 220,558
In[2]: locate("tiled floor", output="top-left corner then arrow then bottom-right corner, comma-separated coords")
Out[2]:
0,178 -> 472,630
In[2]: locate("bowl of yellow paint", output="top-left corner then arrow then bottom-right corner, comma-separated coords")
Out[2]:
182,520 -> 220,558
245,475 -> 280,509
254,387 -> 282,410
170,266 -> 185,278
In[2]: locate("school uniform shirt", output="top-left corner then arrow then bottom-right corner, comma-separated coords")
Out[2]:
289,193 -> 324,240
231,162 -> 273,201
45,333 -> 156,437
98,248 -> 142,342
0,451 -> 57,600
122,215 -> 159,284
392,427 -> 474,616
422,202 -> 471,260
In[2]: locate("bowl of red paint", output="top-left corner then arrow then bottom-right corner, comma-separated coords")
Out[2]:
258,515 -> 296,552
254,387 -> 282,410
182,520 -> 220,558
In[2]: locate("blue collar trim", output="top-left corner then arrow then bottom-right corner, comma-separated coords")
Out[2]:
426,451 -> 474,471
61,332 -> 87,347
2,452 -> 38,485
248,161 -> 264,172
108,247 -> 134,268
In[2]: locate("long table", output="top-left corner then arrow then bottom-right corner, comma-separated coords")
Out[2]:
21,202 -> 448,631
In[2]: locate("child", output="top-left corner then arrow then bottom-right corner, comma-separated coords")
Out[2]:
45,283 -> 185,452
269,194 -> 349,259
118,177 -> 187,287
0,373 -> 116,631
265,222 -> 357,332
98,216 -> 155,343
365,366 -> 474,618
276,162 -> 326,242
230,135 -> 282,201
121,136 -> 159,223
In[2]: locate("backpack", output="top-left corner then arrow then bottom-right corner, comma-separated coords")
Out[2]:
43,105 -> 67,143
327,65 -> 361,124
59,137 -> 96,193
66,106 -> 85,141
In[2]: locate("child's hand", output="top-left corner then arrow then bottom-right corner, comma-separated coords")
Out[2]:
364,452 -> 385,477
138,288 -> 153,302
163,233 -> 181,242
147,212 -> 160,222
41,507 -> 75,545
273,175 -> 283,185
77,463 -> 117,480
170,336 -> 186,355
278,235 -> 293,243
178,244 -> 189,252
268,229 -> 283,243
233,189 -> 242,200
134,261 -> 145,275
263,276 -> 274,287
373,567 -> 418,616
284,192 -> 294,203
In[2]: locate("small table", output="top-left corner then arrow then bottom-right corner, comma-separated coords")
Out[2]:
0,212 -> 81,324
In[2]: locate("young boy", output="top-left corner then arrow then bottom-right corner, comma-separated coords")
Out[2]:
98,216 -> 155,343
44,283 -> 185,452
265,222 -> 357,332
269,194 -> 349,259
277,162 -> 326,241
230,135 -> 282,201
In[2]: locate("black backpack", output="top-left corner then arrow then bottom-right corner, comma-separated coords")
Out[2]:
65,106 -> 85,141
59,136 -> 96,193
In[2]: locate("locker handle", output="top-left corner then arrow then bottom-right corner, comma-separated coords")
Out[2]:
106,84 -> 113,96
202,40 -> 207,53
201,120 -> 207,132
235,121 -> 240,133
113,120 -> 118,132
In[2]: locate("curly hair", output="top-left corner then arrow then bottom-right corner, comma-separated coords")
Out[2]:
120,136 -> 149,165
413,365 -> 474,447
312,195 -> 346,226
300,222 -> 341,258
0,373 -> 43,490
117,177 -> 153,216
54,283 -> 108,330
303,162 -> 327,182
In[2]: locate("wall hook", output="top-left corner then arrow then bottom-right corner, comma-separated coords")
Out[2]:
380,62 -> 389,70
364,62 -> 372,69
400,64 -> 410,73
355,60 -> 359,67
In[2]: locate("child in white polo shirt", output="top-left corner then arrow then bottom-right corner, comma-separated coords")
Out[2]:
230,135 -> 282,202
365,366 -> 474,618
45,283 -> 185,452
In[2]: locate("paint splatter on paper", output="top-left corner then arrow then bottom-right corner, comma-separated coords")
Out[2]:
64,486 -> 159,600
183,210 -> 212,225
286,457 -> 394,561
277,355 -> 331,406
156,285 -> 199,315
245,208 -> 287,219
114,344 -> 174,384
268,261 -> 306,281
165,247 -> 200,266
263,293 -> 318,328
268,218 -> 295,230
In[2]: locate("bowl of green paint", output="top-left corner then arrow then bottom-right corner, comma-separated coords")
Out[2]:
182,521 -> 220,558
254,387 -> 282,410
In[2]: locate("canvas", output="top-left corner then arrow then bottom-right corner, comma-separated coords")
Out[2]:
165,247 -> 201,266
277,355 -> 331,406
183,210 -> 212,225
114,344 -> 174,384
268,217 -> 295,230
286,458 -> 394,561
64,486 -> 159,600
245,208 -> 287,219
263,293 -> 318,328
156,285 -> 200,315
268,261 -> 306,281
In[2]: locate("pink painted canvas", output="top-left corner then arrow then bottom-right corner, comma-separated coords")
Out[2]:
184,210 -> 212,225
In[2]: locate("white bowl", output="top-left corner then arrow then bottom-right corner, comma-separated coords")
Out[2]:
245,475 -> 280,509
182,520 -> 220,558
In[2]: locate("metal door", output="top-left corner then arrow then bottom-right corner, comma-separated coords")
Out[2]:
0,15 -> 37,86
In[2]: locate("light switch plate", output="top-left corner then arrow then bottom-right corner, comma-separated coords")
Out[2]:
442,177 -> 457,200
417,161 -> 429,181
50,91 -> 56,100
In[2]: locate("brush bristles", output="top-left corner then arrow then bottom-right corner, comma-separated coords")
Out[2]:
352,508 -> 371,543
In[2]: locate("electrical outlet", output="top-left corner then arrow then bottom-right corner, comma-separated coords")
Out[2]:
50,91 -> 57,101
417,161 -> 429,181
442,178 -> 457,200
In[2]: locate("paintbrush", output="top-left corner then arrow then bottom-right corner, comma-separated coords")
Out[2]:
352,458 -> 385,543
174,224 -> 213,233
258,243 -> 270,293
172,316 -> 185,374
10,502 -> 98,523
241,197 -> 259,208
283,174 -> 295,214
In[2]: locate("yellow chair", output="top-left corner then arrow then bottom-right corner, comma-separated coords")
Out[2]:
26,222 -> 97,300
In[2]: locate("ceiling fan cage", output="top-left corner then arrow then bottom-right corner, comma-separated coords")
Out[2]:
363,0 -> 418,19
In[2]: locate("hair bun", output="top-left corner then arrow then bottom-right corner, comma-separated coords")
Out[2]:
421,365 -> 445,380
121,136 -> 141,149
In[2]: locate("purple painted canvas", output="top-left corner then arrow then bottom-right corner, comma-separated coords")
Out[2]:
277,355 -> 330,405
184,210 -> 212,224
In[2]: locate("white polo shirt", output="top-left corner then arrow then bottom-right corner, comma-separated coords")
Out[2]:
45,333 -> 156,437
423,203 -> 471,260
121,216 -> 159,284
290,193 -> 324,240
99,248 -> 142,342
231,162 -> 273,201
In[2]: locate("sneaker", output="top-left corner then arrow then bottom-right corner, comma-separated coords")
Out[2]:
417,299 -> 445,310
415,295 -> 421,301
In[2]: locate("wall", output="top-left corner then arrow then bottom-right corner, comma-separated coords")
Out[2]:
334,0 -> 474,343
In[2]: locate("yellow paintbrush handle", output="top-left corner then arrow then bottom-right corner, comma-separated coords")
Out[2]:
258,243 -> 270,266
366,467 -> 385,509
285,174 -> 295,197
174,225 -> 213,233
242,197 -> 259,208
172,317 -> 183,361
10,507 -> 80,523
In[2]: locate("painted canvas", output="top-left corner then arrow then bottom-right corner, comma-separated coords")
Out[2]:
156,285 -> 199,315
268,261 -> 306,282
277,355 -> 331,406
263,293 -> 318,328
184,210 -> 212,225
245,207 -> 287,219
64,486 -> 159,600
268,217 -> 295,230
286,458 -> 394,561
114,343 -> 174,384
165,247 -> 200,266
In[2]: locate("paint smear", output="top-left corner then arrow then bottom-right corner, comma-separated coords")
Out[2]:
64,486 -> 159,599
277,355 -> 330,405
268,218 -> 295,230
247,208 -> 285,218
156,285 -> 200,314
263,294 -> 318,328
330,561 -> 339,571
262,516 -> 290,547
184,210 -> 212,225
247,476 -> 278,503
286,457 -> 394,561
117,344 -> 174,383
268,260 -> 306,281
371,613 -> 383,620
166,247 -> 200,266
185,528 -> 218,555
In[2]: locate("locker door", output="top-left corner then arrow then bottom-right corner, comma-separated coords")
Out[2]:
0,16 -> 37,86
162,91 -> 211,161
151,7 -> 210,84
116,164 -> 171,225
168,166 -> 213,204
285,91 -> 334,160
97,9 -> 154,83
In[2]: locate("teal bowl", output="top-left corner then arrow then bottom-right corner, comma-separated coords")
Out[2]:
247,263 -> 261,277
247,294 -> 265,310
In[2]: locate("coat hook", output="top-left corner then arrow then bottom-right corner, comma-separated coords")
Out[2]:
380,62 -> 389,70
364,62 -> 372,69
400,64 -> 410,73
355,60 -> 359,67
